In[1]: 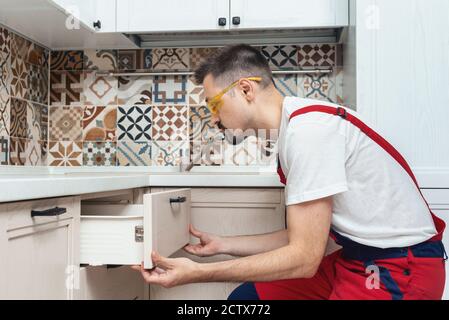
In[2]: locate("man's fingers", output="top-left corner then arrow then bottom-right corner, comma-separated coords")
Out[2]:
151,251 -> 170,268
189,224 -> 202,238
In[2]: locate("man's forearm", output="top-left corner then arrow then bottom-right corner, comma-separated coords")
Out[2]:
221,229 -> 288,257
195,244 -> 316,283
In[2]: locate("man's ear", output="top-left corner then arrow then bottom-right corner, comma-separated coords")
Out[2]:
239,79 -> 255,101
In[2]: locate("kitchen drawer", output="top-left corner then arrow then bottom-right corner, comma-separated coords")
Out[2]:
80,189 -> 190,269
190,188 -> 282,204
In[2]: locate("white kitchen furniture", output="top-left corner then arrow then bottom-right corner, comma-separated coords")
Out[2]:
80,189 -> 191,269
116,0 -> 348,33
0,196 -> 80,300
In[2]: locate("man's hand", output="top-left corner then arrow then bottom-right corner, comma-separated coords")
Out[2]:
183,224 -> 224,257
131,251 -> 200,288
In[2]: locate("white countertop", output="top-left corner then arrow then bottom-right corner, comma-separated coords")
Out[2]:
0,166 -> 283,203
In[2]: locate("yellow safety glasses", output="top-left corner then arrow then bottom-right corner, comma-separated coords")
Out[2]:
206,77 -> 262,114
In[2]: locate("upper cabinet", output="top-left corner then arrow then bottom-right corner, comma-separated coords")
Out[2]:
230,0 -> 348,30
116,0 -> 230,33
116,0 -> 348,33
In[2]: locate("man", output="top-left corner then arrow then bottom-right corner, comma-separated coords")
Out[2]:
132,44 -> 447,300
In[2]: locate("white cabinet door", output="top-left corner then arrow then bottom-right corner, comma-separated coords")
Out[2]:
49,0 -> 97,31
80,189 -> 191,269
229,0 -> 348,30
117,0 -> 230,33
0,196 -> 80,300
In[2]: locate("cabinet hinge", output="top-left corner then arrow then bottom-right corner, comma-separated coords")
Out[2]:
135,226 -> 144,242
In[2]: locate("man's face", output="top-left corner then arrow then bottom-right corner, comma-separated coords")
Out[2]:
203,74 -> 252,135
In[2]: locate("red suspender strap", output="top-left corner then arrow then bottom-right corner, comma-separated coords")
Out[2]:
282,105 -> 445,241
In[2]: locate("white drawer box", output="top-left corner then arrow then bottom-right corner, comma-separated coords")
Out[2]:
80,189 -> 191,269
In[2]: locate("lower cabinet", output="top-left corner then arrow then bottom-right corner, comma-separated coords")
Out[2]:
149,188 -> 286,300
0,196 -> 80,300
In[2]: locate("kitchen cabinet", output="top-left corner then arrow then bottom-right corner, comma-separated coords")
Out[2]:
116,0 -> 348,33
148,188 -> 286,300
0,196 -> 80,300
116,0 -> 230,33
49,0 -> 117,33
230,0 -> 348,30
80,189 -> 191,269
343,0 -> 449,184
0,0 -> 136,50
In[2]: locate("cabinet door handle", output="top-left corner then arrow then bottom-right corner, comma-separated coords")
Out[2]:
31,207 -> 67,218
232,16 -> 241,25
170,196 -> 187,204
218,17 -> 227,26
93,20 -> 102,30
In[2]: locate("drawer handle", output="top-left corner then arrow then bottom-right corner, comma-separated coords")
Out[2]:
169,196 -> 186,204
31,207 -> 67,218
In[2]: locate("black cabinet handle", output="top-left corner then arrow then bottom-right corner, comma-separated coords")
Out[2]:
232,16 -> 241,25
218,17 -> 227,26
170,196 -> 187,204
31,207 -> 67,218
93,20 -> 101,30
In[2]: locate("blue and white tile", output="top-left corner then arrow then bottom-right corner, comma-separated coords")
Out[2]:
83,141 -> 117,166
260,45 -> 298,70
273,74 -> 298,97
151,140 -> 189,166
117,105 -> 152,141
153,75 -> 187,105
298,72 -> 336,103
117,141 -> 152,166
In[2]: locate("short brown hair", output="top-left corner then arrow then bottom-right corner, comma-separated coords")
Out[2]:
194,44 -> 273,88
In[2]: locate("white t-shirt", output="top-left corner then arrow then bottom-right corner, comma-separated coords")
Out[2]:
278,97 -> 437,249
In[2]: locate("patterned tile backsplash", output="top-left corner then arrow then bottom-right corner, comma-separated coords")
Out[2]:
0,25 -> 49,166
0,24 -> 345,168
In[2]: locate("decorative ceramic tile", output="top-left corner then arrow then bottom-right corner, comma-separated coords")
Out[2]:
223,136 -> 261,166
189,105 -> 217,142
83,141 -> 117,166
153,75 -> 187,105
151,140 -> 188,166
0,27 -> 10,54
48,141 -> 83,166
0,136 -> 8,165
10,33 -> 30,61
117,105 -> 152,141
152,48 -> 189,70
24,139 -> 45,166
1,51 -> 12,96
117,76 -> 152,105
0,97 -> 9,137
273,74 -> 298,97
187,76 -> 206,105
335,67 -> 345,105
297,44 -> 336,69
10,98 -> 28,138
9,137 -> 26,166
117,141 -> 152,166
27,64 -> 48,104
10,56 -> 28,99
84,49 -> 118,71
27,102 -> 48,141
298,72 -> 336,103
49,106 -> 83,141
152,105 -> 188,141
83,72 -> 118,105
190,47 -> 219,70
82,105 -> 117,141
50,71 -> 84,106
190,139 -> 223,166
51,50 -> 84,70
27,43 -> 46,67
260,46 -> 298,70
117,49 -> 152,71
